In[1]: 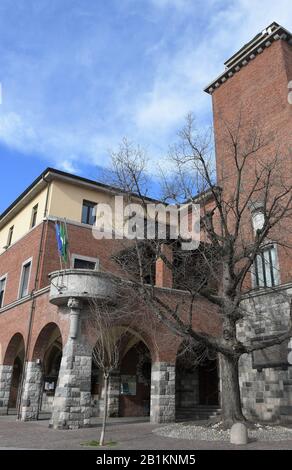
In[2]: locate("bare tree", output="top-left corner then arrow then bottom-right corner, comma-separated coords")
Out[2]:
103,116 -> 292,426
89,280 -> 163,445
89,291 -> 133,446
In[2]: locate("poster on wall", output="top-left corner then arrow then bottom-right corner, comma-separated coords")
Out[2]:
120,375 -> 137,395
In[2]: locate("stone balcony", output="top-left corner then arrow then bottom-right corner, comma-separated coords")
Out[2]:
49,269 -> 117,306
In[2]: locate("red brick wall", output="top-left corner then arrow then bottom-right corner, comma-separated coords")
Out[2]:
0,221 -> 221,368
0,224 -> 43,306
211,39 -> 292,285
39,220 -> 136,288
0,292 -> 68,364
155,244 -> 173,288
213,40 -> 292,183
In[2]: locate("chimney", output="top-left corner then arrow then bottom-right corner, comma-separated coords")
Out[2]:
155,244 -> 173,289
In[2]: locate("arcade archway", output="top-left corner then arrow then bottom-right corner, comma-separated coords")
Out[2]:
91,330 -> 152,418
3,333 -> 25,413
175,342 -> 219,419
119,340 -> 151,417
31,323 -> 63,417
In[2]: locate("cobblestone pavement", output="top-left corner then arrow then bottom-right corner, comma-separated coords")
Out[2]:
0,416 -> 291,450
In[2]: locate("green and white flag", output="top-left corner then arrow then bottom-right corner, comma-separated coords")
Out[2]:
55,221 -> 69,264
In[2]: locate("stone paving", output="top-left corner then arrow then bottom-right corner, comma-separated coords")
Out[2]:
0,415 -> 291,450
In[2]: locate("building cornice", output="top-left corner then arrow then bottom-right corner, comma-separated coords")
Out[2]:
0,286 -> 50,315
204,22 -> 292,95
242,282 -> 292,300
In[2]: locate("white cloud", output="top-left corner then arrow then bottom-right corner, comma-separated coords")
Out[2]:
59,159 -> 80,174
135,94 -> 188,130
0,112 -> 38,151
132,0 -> 292,146
149,0 -> 191,10
0,0 -> 291,172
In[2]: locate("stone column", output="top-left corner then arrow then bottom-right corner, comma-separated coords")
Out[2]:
107,370 -> 120,417
0,365 -> 13,415
50,298 -> 92,429
150,362 -> 175,423
20,362 -> 43,420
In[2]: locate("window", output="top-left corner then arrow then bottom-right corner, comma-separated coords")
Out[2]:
19,260 -> 32,298
30,204 -> 38,229
81,200 -> 96,225
72,254 -> 98,270
7,226 -> 14,247
0,276 -> 6,308
254,245 -> 278,288
74,258 -> 96,270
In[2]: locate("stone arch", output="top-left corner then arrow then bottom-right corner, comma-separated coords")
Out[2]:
3,333 -> 25,366
118,326 -> 154,362
119,335 -> 152,418
91,327 -> 153,419
23,322 -> 63,418
31,322 -> 63,363
1,333 -> 25,412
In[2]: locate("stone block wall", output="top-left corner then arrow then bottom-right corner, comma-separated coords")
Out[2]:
0,365 -> 13,415
238,288 -> 292,423
150,362 -> 175,423
20,361 -> 43,421
49,340 -> 92,429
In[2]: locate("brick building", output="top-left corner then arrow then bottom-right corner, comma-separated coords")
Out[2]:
0,168 -> 219,428
205,21 -> 292,422
0,22 -> 291,428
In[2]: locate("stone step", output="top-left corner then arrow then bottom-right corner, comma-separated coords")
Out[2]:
38,411 -> 51,420
180,405 -> 220,409
176,406 -> 221,421
178,405 -> 220,412
176,411 -> 220,419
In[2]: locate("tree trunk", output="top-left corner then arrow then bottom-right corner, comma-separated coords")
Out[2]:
220,353 -> 245,425
99,373 -> 109,446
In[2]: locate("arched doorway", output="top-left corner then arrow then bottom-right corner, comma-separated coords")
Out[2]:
198,357 -> 219,405
31,323 -> 63,417
91,331 -> 152,419
175,342 -> 219,419
119,340 -> 151,417
3,333 -> 25,413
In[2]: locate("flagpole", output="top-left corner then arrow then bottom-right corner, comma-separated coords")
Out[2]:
55,220 -> 63,271
64,218 -> 71,269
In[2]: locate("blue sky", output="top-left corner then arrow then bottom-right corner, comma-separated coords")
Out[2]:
0,0 -> 291,212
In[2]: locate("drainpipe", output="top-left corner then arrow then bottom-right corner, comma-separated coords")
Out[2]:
17,175 -> 51,419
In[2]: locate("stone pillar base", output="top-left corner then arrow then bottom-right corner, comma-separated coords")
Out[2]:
0,365 -> 13,415
150,362 -> 175,423
50,340 -> 92,429
20,362 -> 43,421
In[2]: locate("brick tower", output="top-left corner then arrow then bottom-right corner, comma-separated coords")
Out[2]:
206,22 -> 292,284
205,23 -> 292,423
